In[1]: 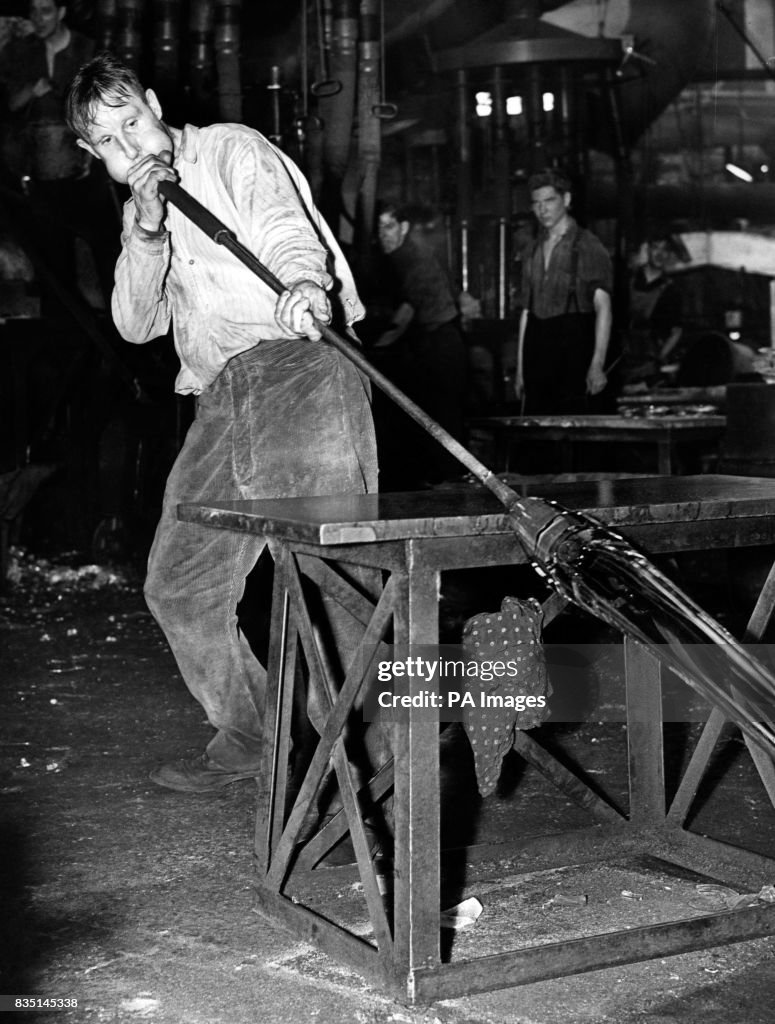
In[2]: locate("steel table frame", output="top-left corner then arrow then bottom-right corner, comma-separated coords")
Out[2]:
470,414 -> 727,474
179,476 -> 775,1003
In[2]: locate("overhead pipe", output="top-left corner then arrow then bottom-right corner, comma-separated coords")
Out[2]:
251,1 -> 714,160
295,0 -> 332,195
310,0 -> 341,97
153,0 -> 180,91
94,0 -> 118,52
459,218 -> 469,294
267,65 -> 283,147
455,68 -> 473,223
604,66 -> 634,311
355,0 -> 381,259
497,217 -> 508,319
557,65 -> 577,178
189,0 -> 215,110
454,68 -> 472,294
293,0 -> 324,171
492,65 -> 510,217
317,0 -> 358,229
370,0 -> 396,122
492,63 -> 510,319
115,0 -> 146,71
214,0 -> 242,122
525,63 -> 544,170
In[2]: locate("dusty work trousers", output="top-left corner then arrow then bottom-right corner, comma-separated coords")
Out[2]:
144,337 -> 379,771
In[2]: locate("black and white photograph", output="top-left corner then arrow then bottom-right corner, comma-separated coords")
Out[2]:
1,2 -> 775,1022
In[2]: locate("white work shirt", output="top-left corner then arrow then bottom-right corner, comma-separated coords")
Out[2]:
111,122 -> 365,395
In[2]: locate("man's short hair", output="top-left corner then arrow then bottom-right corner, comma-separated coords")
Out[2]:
643,228 -> 689,260
65,51 -> 145,141
646,230 -> 676,248
378,201 -> 433,227
527,169 -> 572,196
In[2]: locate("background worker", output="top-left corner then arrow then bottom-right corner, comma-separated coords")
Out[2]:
515,169 -> 613,415
624,230 -> 684,385
0,2 -> 120,310
374,201 -> 467,484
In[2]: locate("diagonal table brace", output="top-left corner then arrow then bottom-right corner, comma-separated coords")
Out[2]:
261,552 -> 397,957
667,552 -> 775,825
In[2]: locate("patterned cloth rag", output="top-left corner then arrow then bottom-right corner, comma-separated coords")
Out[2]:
460,596 -> 550,796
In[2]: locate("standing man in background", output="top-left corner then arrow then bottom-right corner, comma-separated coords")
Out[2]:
515,169 -> 612,415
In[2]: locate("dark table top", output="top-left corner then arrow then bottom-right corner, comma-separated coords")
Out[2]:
178,475 -> 775,546
617,385 -> 726,407
469,414 -> 726,434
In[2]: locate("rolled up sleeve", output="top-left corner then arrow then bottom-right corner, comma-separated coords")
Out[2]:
580,235 -> 613,305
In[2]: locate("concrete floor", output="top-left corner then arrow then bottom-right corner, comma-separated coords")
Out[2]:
2,549 -> 775,1024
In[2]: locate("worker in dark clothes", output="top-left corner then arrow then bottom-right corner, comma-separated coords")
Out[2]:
624,232 -> 684,385
0,1 -> 119,310
515,169 -> 613,415
375,202 -> 467,483
1,0 -> 93,183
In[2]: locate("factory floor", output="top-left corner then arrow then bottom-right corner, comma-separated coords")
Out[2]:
2,545 -> 775,1024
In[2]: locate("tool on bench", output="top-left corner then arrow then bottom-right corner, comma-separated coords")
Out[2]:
158,178 -> 775,758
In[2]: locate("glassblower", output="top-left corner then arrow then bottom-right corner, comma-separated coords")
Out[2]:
158,179 -> 775,760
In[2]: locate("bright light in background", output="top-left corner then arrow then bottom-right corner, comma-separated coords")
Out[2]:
475,91 -> 492,117
542,91 -> 555,112
506,95 -> 523,116
725,162 -> 754,182
762,164 -> 769,173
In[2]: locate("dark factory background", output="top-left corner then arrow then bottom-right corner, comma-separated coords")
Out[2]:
2,0 -> 775,561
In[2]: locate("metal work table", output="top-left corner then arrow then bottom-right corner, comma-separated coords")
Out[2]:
470,413 -> 727,474
179,475 -> 775,1003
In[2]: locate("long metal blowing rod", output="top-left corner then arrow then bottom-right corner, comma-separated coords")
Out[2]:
158,179 -> 775,758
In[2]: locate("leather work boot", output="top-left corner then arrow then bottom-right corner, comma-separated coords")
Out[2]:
149,754 -> 262,793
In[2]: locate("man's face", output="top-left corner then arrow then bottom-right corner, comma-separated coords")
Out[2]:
647,239 -> 671,270
77,88 -> 174,185
531,186 -> 570,232
378,213 -> 409,254
30,0 -> 64,40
